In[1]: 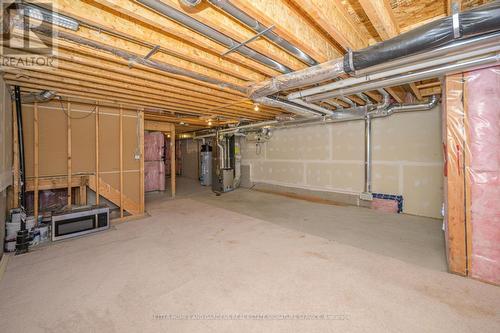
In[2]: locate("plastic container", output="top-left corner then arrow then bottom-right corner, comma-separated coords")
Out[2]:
37,224 -> 50,242
4,240 -> 16,252
6,222 -> 20,240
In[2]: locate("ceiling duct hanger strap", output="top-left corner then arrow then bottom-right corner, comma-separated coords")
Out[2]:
221,25 -> 275,57
129,45 -> 160,68
452,2 -> 461,39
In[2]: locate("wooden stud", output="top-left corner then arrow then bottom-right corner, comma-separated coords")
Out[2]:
139,110 -> 145,213
95,102 -> 100,205
463,73 -> 472,275
34,102 -> 39,221
443,73 -> 467,276
67,101 -> 72,207
119,105 -> 124,218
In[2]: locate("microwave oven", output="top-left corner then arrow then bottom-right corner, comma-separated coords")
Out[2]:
52,205 -> 109,241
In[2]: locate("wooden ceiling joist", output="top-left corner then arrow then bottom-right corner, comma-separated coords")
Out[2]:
288,0 -> 369,51
358,0 -> 400,40
53,0 -> 266,83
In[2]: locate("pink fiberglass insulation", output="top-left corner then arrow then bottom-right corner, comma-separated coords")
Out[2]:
371,198 -> 399,214
144,132 -> 164,161
466,66 -> 500,285
144,161 -> 166,192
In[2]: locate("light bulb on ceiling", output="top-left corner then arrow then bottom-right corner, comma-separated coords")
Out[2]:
254,103 -> 260,112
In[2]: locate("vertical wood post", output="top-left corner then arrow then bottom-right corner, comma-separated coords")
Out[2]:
139,110 -> 144,213
119,105 -> 124,218
34,102 -> 39,221
67,101 -> 72,207
95,103 -> 100,204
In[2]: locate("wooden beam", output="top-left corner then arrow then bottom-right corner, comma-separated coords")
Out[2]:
26,175 -> 89,192
139,111 -> 145,213
358,0 -> 400,40
386,87 -> 406,103
228,0 -> 341,62
95,103 -> 100,205
444,73 -> 467,276
1,70 -> 277,119
33,102 -> 39,220
289,0 -> 368,50
409,82 -> 423,100
67,101 -> 72,207
119,105 -> 124,218
4,77 -> 275,121
92,0 -> 280,77
144,120 -> 174,133
53,0 -> 268,82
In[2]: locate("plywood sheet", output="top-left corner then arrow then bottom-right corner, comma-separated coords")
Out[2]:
38,106 -> 67,177
99,114 -> 119,173
71,112 -> 96,173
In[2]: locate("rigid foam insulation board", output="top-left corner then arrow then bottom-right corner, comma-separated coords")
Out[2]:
241,106 -> 443,218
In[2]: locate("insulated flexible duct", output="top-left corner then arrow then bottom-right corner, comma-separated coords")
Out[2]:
344,1 -> 500,73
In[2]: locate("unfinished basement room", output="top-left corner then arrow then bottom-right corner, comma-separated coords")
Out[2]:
0,0 -> 499,332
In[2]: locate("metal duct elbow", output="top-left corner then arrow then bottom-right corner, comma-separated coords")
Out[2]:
382,95 -> 439,117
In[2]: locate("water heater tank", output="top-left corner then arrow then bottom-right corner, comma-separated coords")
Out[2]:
200,144 -> 212,186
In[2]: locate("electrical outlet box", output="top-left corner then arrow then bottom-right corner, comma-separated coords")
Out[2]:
359,192 -> 373,201
134,154 -> 141,160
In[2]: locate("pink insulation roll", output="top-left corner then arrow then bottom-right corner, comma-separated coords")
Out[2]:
371,198 -> 399,214
144,132 -> 165,161
144,161 -> 166,192
465,66 -> 500,285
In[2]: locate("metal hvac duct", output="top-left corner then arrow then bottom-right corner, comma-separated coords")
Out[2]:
20,90 -> 57,103
344,1 -> 500,73
249,2 -> 500,99
203,0 -> 317,66
136,0 -> 292,73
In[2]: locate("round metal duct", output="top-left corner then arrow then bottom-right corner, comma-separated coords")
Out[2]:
180,0 -> 202,7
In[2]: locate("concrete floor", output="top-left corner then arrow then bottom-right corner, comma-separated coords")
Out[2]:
0,177 -> 499,332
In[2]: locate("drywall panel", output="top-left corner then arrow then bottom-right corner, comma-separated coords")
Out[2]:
241,105 -> 443,218
330,120 -> 364,160
403,165 -> 443,218
372,107 -> 442,162
371,163 -> 400,194
306,162 -> 364,192
252,160 -> 304,185
266,125 -> 329,160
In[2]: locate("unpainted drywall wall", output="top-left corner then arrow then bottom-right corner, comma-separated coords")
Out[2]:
241,106 -> 443,218
180,139 -> 199,180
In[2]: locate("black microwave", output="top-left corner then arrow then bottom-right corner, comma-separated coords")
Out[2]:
52,205 -> 109,241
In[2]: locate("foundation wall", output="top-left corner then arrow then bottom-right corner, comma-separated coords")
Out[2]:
241,106 -> 443,218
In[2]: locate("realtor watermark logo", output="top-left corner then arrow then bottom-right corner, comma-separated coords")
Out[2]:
1,0 -> 57,68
